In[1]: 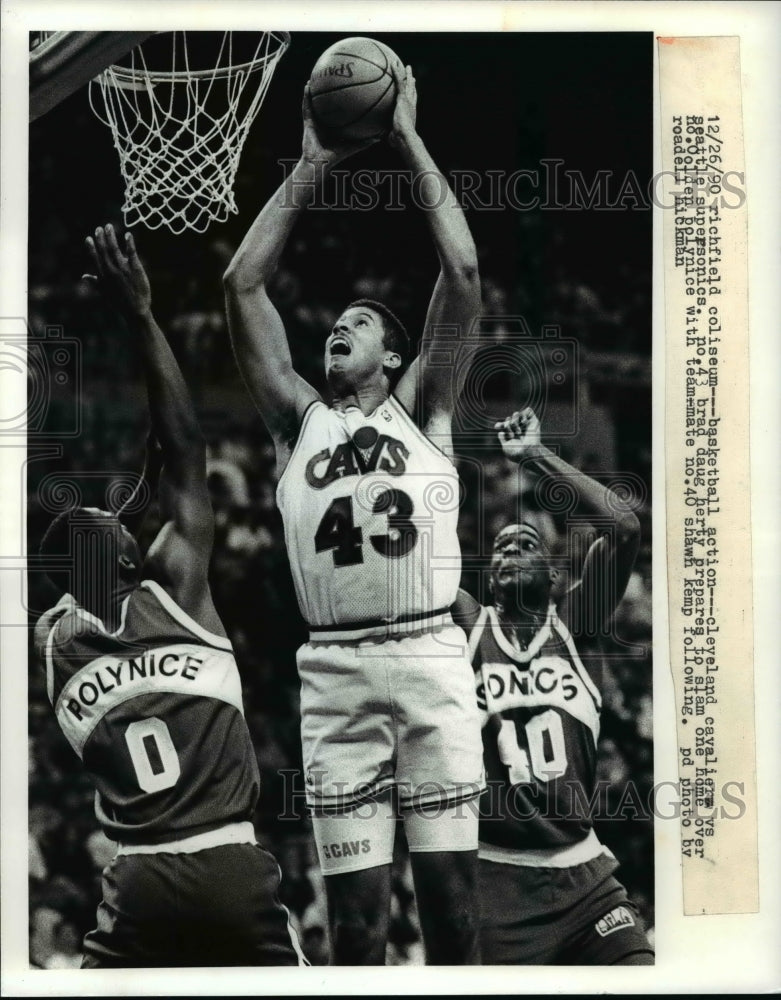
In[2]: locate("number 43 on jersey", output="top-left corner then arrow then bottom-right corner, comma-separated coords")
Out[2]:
315,489 -> 417,566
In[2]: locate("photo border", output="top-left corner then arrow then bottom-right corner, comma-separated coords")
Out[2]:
2,1 -> 779,995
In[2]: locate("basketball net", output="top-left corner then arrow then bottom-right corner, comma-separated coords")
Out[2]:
89,31 -> 290,234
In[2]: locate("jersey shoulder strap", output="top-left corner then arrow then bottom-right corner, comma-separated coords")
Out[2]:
388,393 -> 456,468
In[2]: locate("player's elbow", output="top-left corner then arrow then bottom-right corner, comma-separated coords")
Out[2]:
222,257 -> 268,297
442,257 -> 480,288
440,262 -> 481,317
222,262 -> 251,296
459,262 -> 481,291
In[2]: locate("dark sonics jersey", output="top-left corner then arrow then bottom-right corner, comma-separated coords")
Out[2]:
468,604 -> 602,851
36,580 -> 260,845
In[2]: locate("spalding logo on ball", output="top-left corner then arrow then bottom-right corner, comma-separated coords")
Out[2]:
309,37 -> 404,141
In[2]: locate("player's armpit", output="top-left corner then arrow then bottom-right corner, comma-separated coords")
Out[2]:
451,587 -> 483,632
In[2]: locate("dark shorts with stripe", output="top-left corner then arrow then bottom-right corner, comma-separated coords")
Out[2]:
478,854 -> 654,965
81,843 -> 305,968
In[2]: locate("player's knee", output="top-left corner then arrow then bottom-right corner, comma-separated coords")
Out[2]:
421,901 -> 479,963
440,904 -> 478,943
330,911 -> 386,964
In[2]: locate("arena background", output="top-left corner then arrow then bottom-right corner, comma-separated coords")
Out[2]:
26,31 -> 653,966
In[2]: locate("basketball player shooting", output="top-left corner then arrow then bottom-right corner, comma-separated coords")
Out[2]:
35,225 -> 305,968
224,64 -> 484,964
453,408 -> 654,965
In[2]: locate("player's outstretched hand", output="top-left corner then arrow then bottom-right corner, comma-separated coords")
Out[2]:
301,84 -> 379,167
388,64 -> 418,148
496,408 -> 542,462
83,224 -> 151,319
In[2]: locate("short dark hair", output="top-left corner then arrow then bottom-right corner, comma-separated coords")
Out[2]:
347,298 -> 410,388
39,506 -> 119,597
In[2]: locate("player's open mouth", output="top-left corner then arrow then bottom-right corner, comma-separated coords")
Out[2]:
496,560 -> 532,579
329,338 -> 351,356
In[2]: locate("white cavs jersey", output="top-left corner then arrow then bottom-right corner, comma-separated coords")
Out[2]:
276,396 -> 462,640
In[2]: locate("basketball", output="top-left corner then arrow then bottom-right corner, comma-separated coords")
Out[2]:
308,37 -> 403,141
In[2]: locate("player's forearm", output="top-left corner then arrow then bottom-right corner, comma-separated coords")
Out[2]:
517,444 -> 640,541
393,132 -> 479,279
118,434 -> 163,535
129,309 -> 205,468
223,158 -> 329,294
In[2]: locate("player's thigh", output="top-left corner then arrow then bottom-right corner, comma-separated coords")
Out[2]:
403,793 -> 480,857
202,844 -> 306,966
82,848 -> 305,968
561,869 -> 654,966
311,790 -> 397,877
81,855 -> 184,967
563,903 -> 654,965
477,859 -> 562,965
298,642 -> 395,806
312,796 -> 397,960
404,799 -> 480,911
394,629 -> 484,807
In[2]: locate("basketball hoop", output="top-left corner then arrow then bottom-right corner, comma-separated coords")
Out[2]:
88,31 -> 290,235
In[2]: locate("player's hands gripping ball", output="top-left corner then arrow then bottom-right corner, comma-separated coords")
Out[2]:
496,408 -> 542,462
301,84 -> 380,168
308,37 -> 403,142
388,63 -> 418,148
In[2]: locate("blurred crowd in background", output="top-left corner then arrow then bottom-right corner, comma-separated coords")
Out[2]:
26,30 -> 652,967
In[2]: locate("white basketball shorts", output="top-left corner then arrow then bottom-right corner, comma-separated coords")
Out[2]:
297,620 -> 485,874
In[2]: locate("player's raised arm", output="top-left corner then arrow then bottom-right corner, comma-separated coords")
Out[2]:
115,429 -> 164,537
84,225 -> 218,622
223,88 -> 377,466
390,65 -> 481,449
497,408 -> 641,637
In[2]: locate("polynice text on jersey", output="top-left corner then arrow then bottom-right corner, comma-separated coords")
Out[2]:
64,649 -> 204,720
